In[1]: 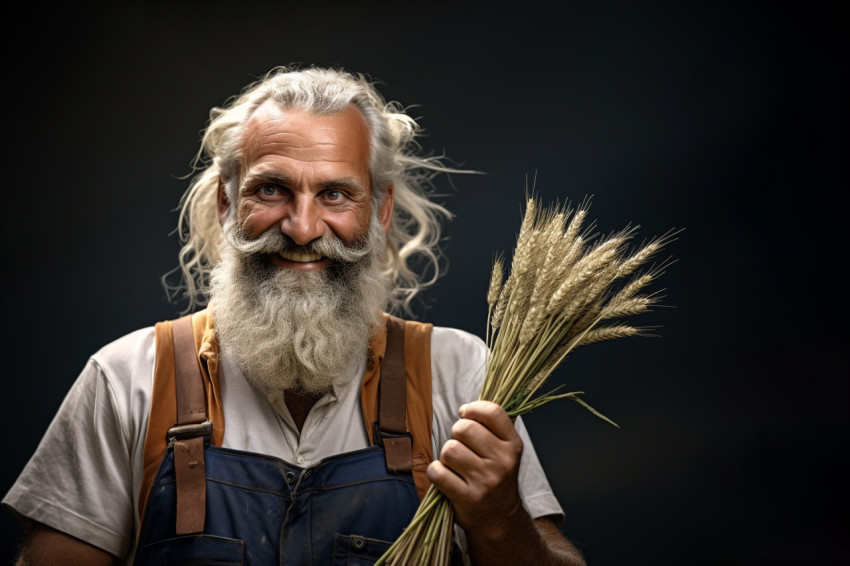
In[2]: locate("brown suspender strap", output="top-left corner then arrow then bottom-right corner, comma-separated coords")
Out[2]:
169,315 -> 209,535
361,314 -> 434,500
378,316 -> 413,473
140,311 -> 223,528
141,310 -> 432,520
173,317 -> 207,425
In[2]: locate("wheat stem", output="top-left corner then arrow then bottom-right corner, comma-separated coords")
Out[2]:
378,196 -> 673,565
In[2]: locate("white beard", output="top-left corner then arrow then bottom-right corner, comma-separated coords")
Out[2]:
208,215 -> 390,394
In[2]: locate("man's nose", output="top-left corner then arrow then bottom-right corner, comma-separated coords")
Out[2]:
280,196 -> 325,245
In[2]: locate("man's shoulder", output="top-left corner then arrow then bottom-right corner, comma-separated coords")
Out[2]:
429,325 -> 486,357
393,314 -> 486,365
92,324 -> 156,357
420,325 -> 487,431
88,325 -> 157,384
427,325 -> 487,397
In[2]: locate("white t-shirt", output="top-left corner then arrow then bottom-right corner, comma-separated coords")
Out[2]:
2,324 -> 563,560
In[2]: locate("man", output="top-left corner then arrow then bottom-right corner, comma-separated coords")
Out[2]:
4,66 -> 585,565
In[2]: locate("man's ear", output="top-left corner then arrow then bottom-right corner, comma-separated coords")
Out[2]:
378,185 -> 394,233
217,177 -> 230,224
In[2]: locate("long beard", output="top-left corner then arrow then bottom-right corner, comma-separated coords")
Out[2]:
208,215 -> 390,394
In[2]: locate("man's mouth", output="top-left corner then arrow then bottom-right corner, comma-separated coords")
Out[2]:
280,250 -> 325,263
270,250 -> 333,271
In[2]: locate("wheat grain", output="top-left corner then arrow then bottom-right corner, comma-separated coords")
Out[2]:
520,303 -> 544,345
617,241 -> 660,278
487,258 -> 504,307
512,199 -> 537,276
584,236 -> 627,268
580,325 -> 640,344
545,235 -> 585,314
549,258 -> 600,316
531,215 -> 565,302
599,296 -> 653,320
378,195 -> 674,566
611,274 -> 653,303
563,207 -> 586,248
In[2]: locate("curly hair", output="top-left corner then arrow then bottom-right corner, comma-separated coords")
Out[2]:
167,65 -> 466,314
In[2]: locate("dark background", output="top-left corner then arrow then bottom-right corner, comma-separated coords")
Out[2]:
2,1 -> 846,564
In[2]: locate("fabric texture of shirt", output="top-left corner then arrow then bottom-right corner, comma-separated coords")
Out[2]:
3,324 -> 564,560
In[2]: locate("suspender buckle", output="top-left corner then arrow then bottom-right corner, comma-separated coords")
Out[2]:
167,420 -> 213,447
372,422 -> 414,474
371,421 -> 412,447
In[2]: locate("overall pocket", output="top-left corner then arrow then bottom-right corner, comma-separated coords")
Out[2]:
134,534 -> 244,566
332,533 -> 393,565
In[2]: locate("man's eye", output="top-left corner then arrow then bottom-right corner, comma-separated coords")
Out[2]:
325,190 -> 343,201
258,185 -> 279,197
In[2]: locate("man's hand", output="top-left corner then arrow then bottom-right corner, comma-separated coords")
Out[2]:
426,400 -> 525,535
427,401 -> 586,566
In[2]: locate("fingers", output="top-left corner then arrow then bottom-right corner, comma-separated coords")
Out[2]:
439,438 -> 480,479
426,456 -> 467,497
457,401 -> 517,442
426,400 -> 524,518
452,401 -> 523,461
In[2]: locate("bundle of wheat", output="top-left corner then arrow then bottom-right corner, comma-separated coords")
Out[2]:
376,196 -> 676,566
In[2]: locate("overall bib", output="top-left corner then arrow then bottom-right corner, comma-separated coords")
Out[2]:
134,445 -> 420,565
133,312 -> 433,565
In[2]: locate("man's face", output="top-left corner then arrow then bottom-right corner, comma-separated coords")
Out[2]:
210,102 -> 393,393
219,101 -> 393,271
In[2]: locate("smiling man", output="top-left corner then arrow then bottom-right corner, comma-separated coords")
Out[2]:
211,103 -> 393,399
3,66 -> 586,566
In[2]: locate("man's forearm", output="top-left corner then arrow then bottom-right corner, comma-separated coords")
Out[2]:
466,511 -> 586,566
17,523 -> 118,566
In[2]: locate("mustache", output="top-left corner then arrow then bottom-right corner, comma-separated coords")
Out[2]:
222,219 -> 376,265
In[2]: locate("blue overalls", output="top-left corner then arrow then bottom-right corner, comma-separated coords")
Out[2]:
134,444 -> 420,565
133,314 -> 425,565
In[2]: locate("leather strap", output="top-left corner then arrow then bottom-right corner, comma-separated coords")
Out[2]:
173,317 -> 207,426
171,315 -> 208,534
142,310 -> 432,522
172,437 -> 206,534
140,311 -> 223,526
377,316 -> 414,473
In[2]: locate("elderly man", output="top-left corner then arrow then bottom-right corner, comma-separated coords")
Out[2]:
4,66 -> 585,565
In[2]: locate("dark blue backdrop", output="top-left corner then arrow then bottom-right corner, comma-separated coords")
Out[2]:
2,1 -> 846,564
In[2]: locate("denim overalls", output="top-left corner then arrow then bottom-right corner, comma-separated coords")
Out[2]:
133,313 -> 426,565
134,444 -> 420,565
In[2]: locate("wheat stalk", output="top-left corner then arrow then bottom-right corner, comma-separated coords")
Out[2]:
377,195 -> 675,566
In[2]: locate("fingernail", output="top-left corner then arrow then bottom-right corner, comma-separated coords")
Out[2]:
459,403 -> 468,416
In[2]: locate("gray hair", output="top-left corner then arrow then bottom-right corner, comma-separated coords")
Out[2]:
168,65 -> 466,314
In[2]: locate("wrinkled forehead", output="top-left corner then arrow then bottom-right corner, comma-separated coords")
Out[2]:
239,100 -> 371,170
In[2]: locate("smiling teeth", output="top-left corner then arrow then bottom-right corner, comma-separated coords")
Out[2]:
280,251 -> 324,262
